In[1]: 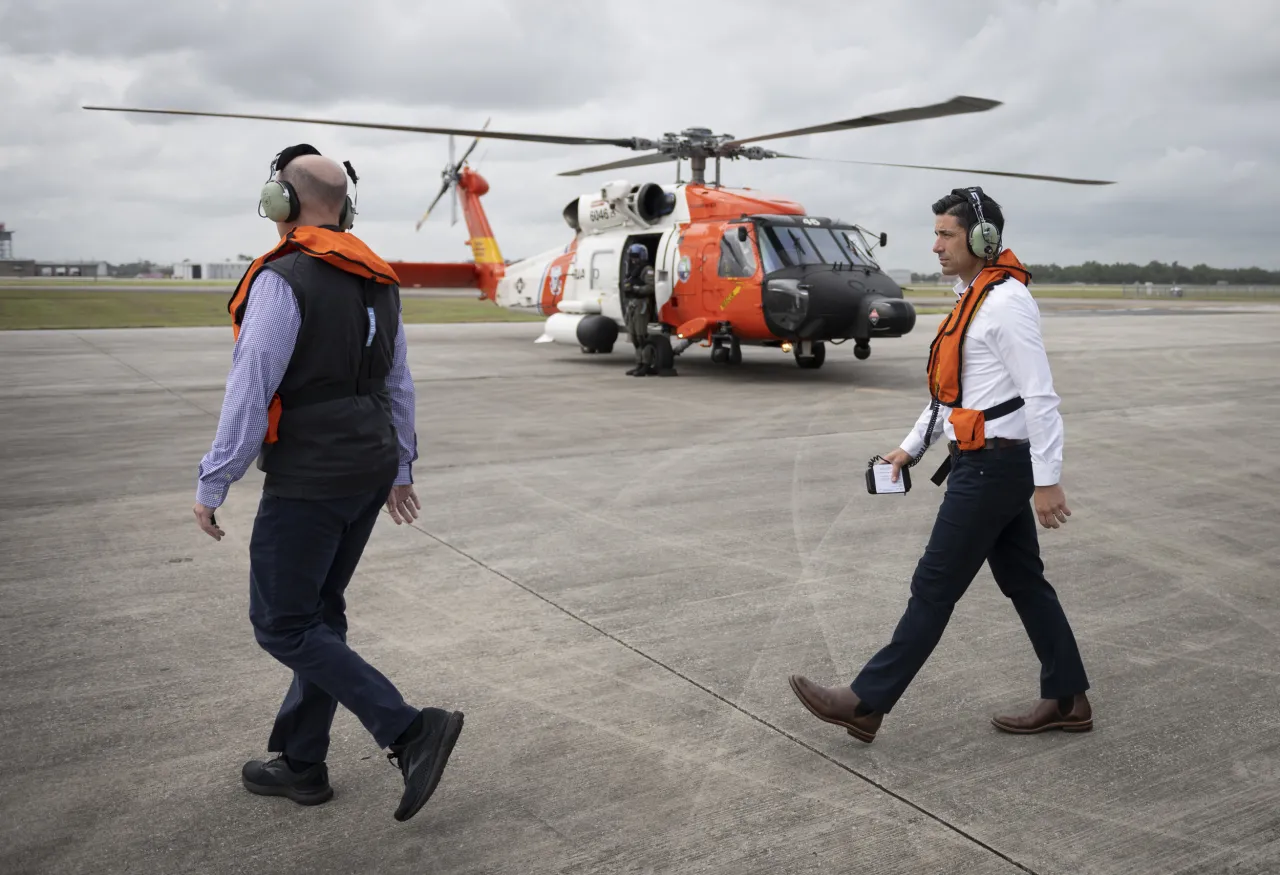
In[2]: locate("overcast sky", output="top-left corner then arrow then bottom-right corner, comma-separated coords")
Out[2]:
2,0 -> 1278,273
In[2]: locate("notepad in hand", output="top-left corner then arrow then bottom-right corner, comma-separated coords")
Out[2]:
866,463 -> 910,495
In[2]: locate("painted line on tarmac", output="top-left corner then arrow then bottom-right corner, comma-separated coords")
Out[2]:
402,518 -> 1041,875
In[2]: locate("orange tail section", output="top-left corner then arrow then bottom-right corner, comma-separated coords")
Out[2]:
389,167 -> 504,301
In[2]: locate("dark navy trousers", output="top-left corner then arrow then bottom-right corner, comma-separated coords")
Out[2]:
248,486 -> 419,763
852,443 -> 1090,713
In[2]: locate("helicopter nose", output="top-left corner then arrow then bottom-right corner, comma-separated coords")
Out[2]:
762,269 -> 915,340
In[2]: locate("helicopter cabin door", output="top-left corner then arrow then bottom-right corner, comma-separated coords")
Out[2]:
667,222 -> 718,313
666,232 -> 702,315
701,224 -> 758,318
589,248 -> 619,320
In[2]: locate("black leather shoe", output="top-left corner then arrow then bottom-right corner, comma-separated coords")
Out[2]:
387,707 -> 464,822
241,756 -> 333,805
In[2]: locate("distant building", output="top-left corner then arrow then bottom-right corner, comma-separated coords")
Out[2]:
0,225 -> 111,277
4,260 -> 109,278
172,261 -> 251,280
3,260 -> 37,277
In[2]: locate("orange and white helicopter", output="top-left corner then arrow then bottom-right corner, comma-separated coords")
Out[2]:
86,96 -> 1112,371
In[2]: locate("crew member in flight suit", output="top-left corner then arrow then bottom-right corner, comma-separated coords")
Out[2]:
621,243 -> 656,376
788,187 -> 1092,743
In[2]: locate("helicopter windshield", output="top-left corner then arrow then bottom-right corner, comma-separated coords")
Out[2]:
757,221 -> 875,271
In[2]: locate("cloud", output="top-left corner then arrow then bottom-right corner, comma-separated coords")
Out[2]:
1,0 -> 1277,271
2,0 -> 626,110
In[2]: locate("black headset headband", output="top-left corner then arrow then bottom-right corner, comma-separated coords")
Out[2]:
272,143 -> 320,175
953,186 -> 986,226
271,144 -> 359,186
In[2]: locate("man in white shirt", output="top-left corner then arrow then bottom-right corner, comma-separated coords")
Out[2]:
789,187 -> 1091,743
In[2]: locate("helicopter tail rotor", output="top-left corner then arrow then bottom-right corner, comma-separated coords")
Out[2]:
415,174 -> 454,231
416,119 -> 491,231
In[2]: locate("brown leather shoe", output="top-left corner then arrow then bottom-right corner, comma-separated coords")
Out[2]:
788,675 -> 882,743
991,693 -> 1092,734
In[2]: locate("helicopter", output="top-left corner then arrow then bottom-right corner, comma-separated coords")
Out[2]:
84,96 -> 1114,371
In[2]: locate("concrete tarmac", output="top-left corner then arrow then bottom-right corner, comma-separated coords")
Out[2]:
6,279 -> 1275,307
2,305 -> 1278,875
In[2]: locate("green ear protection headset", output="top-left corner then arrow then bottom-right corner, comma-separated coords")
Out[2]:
259,144 -> 359,230
954,186 -> 1000,262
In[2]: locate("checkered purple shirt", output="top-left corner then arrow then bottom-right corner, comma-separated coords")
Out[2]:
196,270 -> 418,508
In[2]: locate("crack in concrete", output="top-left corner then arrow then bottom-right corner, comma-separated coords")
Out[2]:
69,332 -> 219,417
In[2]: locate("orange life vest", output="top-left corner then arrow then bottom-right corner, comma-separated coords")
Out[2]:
228,226 -> 401,444
925,248 -> 1032,451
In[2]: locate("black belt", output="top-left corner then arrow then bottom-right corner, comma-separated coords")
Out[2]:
948,436 -> 1030,456
928,396 -> 1027,485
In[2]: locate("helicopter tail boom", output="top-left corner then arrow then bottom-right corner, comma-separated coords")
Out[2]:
456,167 -> 503,265
389,262 -> 481,289
391,164 -> 504,301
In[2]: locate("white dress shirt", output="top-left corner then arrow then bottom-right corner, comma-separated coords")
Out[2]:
899,269 -> 1064,486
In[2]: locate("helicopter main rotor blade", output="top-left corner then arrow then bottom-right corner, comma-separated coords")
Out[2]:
457,118 -> 491,167
82,105 -> 638,148
773,152 -> 1115,185
724,95 -> 1002,148
558,152 -> 675,177
451,184 -> 459,227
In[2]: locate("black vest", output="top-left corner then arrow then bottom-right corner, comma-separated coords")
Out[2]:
256,251 -> 402,499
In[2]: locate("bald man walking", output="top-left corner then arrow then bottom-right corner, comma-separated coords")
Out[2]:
193,144 -> 463,822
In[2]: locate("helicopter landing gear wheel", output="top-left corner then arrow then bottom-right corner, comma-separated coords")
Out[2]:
711,337 -> 742,365
650,334 -> 678,376
795,341 -> 826,370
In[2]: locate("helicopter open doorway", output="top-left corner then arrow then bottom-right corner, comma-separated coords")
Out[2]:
619,231 -> 664,319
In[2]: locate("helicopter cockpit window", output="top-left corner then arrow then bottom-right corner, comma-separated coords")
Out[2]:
834,229 -> 875,266
718,229 -> 758,278
806,227 -> 861,267
758,224 -> 824,269
758,222 -> 874,271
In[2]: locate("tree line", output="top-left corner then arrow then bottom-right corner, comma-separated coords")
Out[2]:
911,261 -> 1280,285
